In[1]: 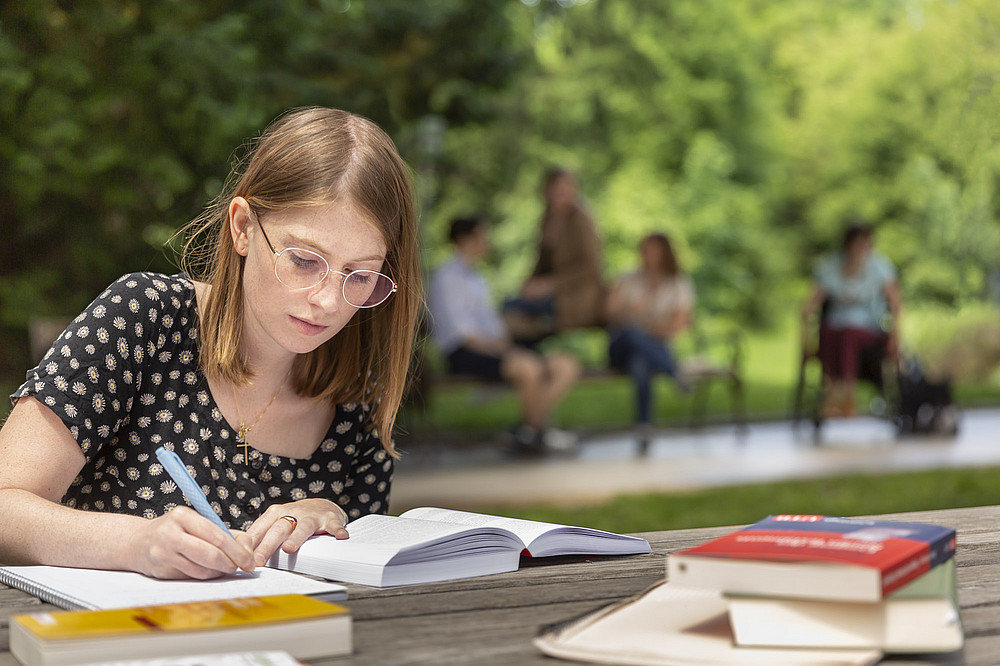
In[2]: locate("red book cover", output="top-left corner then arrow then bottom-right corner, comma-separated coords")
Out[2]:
678,515 -> 956,596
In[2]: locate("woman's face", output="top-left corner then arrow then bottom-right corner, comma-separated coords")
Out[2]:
233,198 -> 388,357
546,174 -> 577,211
640,239 -> 664,274
846,234 -> 873,264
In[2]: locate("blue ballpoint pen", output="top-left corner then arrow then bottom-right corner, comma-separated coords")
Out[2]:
155,446 -> 234,538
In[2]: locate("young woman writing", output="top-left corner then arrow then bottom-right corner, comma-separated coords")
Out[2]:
0,107 -> 420,579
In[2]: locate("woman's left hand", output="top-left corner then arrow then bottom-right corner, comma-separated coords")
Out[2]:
245,499 -> 349,567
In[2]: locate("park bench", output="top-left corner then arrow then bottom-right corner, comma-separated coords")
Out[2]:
407,328 -> 746,432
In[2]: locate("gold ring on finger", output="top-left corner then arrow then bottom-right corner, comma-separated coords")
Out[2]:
280,515 -> 298,529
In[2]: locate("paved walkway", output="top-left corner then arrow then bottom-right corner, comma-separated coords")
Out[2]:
390,408 -> 1000,511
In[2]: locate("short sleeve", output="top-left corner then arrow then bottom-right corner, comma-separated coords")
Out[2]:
11,273 -> 188,462
872,252 -> 897,284
677,275 -> 696,311
813,254 -> 837,291
338,426 -> 394,521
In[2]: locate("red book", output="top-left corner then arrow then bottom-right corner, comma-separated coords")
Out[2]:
667,514 -> 956,602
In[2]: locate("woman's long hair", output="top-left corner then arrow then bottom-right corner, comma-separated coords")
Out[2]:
642,232 -> 680,277
175,107 -> 421,457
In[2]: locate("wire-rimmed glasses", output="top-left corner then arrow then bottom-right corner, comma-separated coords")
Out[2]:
251,210 -> 397,308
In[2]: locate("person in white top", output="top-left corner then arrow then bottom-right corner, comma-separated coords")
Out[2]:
428,217 -> 581,453
606,233 -> 694,452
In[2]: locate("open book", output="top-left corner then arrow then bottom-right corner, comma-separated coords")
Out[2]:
534,581 -> 882,666
268,507 -> 651,588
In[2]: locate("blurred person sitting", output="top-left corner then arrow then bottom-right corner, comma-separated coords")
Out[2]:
502,168 -> 605,345
606,232 -> 694,452
801,221 -> 902,418
428,216 -> 582,454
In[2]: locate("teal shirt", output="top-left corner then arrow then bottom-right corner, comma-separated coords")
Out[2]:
814,251 -> 896,332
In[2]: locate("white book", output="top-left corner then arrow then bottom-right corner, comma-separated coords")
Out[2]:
0,565 -> 346,611
534,580 -> 882,666
268,507 -> 652,588
77,652 -> 302,666
727,559 -> 963,652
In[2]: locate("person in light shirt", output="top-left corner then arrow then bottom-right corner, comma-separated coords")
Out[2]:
428,216 -> 580,454
802,222 -> 901,417
605,233 -> 694,453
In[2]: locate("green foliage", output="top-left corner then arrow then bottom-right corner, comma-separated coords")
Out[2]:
0,0 -> 523,331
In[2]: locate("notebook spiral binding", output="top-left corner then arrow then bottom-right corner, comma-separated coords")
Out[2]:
0,568 -> 91,610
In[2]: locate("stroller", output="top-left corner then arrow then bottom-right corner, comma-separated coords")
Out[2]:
893,355 -> 960,436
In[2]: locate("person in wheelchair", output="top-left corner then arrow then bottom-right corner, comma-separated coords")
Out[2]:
801,222 -> 902,418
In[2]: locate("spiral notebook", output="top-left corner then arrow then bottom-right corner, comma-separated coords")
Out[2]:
0,565 -> 347,611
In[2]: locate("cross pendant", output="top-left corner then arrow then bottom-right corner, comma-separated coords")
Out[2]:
237,424 -> 251,463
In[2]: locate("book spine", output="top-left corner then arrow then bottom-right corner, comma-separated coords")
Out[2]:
881,531 -> 957,596
0,568 -> 91,611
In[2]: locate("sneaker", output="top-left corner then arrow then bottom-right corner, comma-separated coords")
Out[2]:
505,425 -> 543,457
541,427 -> 579,454
636,422 -> 652,456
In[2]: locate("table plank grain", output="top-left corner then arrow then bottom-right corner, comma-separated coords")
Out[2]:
2,507 -> 998,665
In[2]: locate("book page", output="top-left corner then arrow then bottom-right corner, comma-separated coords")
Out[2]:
78,652 -> 301,666
399,507 -> 560,548
0,565 -> 345,611
399,507 -> 649,556
534,581 -> 882,665
282,514 -> 524,567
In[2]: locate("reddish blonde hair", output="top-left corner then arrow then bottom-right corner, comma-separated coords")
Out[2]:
177,107 -> 421,457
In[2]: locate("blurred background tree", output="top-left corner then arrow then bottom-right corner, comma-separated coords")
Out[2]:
3,0 -> 1000,417
0,0 -> 523,381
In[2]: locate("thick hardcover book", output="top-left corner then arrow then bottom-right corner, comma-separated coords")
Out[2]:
9,594 -> 351,666
268,507 -> 651,588
667,514 -> 956,602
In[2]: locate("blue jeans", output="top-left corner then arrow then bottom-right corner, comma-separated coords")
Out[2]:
608,326 -> 680,424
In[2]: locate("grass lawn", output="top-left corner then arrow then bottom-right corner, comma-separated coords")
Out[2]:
469,466 -> 1000,534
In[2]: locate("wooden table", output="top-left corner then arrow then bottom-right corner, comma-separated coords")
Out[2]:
3,506 -> 999,665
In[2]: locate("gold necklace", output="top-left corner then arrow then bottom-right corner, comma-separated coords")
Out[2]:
232,366 -> 292,462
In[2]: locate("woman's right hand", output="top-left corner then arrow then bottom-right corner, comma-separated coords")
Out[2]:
126,507 -> 255,579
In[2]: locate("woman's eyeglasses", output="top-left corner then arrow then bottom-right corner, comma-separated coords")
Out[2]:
250,210 -> 397,308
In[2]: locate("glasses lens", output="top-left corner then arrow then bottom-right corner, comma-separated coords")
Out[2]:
275,248 -> 328,289
344,270 -> 396,307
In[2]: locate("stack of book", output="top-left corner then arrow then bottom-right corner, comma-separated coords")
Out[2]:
667,514 -> 963,654
535,514 -> 963,665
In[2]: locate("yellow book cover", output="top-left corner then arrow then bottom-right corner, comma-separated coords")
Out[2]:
14,594 -> 347,641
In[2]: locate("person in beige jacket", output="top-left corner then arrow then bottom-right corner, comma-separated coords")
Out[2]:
503,168 -> 605,344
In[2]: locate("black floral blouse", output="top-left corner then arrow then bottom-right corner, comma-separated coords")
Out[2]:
12,272 -> 393,529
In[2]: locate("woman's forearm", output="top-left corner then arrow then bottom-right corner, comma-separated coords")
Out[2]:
0,488 -> 143,569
